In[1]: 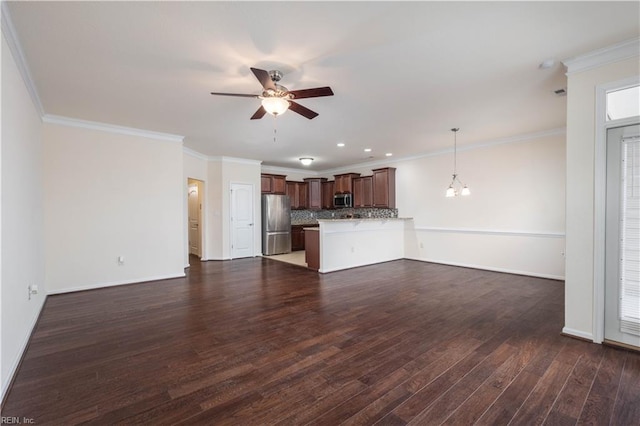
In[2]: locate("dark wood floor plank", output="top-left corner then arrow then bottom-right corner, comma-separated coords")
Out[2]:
472,339 -> 557,425
456,327 -> 565,425
1,257 -> 636,425
544,343 -> 604,424
508,339 -> 585,425
610,352 -> 640,426
407,342 -> 519,425
576,347 -> 627,425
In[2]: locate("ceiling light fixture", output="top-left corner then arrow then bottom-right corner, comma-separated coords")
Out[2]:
445,128 -> 470,197
364,148 -> 372,152
337,143 -> 345,147
385,153 -> 393,157
299,157 -> 314,166
261,96 -> 290,116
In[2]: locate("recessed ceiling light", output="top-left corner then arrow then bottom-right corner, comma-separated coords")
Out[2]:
364,148 -> 372,152
337,143 -> 345,147
385,153 -> 393,157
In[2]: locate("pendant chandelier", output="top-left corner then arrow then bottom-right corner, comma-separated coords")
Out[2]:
446,128 -> 470,197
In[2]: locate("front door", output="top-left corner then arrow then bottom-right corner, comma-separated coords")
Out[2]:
230,183 -> 254,259
605,124 -> 640,348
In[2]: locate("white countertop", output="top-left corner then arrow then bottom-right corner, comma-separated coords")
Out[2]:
317,217 -> 411,222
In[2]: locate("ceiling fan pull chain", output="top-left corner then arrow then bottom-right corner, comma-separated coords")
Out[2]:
273,115 -> 277,143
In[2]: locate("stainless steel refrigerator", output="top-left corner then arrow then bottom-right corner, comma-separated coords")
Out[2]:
262,194 -> 291,255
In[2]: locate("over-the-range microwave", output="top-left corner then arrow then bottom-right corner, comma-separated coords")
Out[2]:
334,193 -> 352,208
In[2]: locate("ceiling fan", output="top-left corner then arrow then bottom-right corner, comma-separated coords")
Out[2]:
211,67 -> 334,120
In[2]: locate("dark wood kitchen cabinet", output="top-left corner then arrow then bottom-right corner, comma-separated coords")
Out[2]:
303,178 -> 327,210
321,181 -> 335,209
291,225 -> 305,251
372,167 -> 396,208
353,176 -> 373,207
334,173 -> 360,194
261,174 -> 286,194
286,181 -> 308,210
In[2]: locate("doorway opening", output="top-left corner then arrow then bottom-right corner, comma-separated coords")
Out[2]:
187,178 -> 204,260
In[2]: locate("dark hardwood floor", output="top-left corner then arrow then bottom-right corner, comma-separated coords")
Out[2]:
3,257 -> 639,425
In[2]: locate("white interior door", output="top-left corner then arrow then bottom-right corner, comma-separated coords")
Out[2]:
605,124 -> 640,348
187,180 -> 201,257
230,183 -> 254,259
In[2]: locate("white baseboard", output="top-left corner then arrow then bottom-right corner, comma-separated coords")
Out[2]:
407,257 -> 565,281
47,272 -> 186,295
562,327 -> 595,342
1,295 -> 47,402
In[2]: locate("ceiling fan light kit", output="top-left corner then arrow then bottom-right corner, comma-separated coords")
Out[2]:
261,96 -> 290,116
445,128 -> 471,198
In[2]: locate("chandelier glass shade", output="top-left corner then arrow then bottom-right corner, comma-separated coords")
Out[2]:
445,128 -> 470,197
261,97 -> 290,116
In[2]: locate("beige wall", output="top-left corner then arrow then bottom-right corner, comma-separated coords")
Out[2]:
43,123 -> 186,293
1,34 -> 46,400
564,56 -> 640,339
397,133 -> 566,279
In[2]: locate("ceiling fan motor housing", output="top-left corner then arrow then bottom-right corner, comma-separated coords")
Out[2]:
268,70 -> 284,83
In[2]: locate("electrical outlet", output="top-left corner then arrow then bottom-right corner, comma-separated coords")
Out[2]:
350,246 -> 355,253
28,284 -> 38,300
117,256 -> 125,265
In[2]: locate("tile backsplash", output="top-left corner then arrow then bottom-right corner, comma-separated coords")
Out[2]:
291,207 -> 398,224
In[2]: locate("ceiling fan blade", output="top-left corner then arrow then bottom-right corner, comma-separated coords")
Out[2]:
250,67 -> 276,91
210,92 -> 259,98
250,106 -> 267,120
288,101 -> 319,119
288,87 -> 334,99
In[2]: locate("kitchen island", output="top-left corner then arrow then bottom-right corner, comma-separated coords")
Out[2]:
305,218 -> 412,273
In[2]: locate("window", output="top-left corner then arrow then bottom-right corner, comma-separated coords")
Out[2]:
607,85 -> 640,121
620,138 -> 640,336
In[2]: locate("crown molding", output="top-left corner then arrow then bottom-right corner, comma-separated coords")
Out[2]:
1,1 -> 45,117
183,147 -> 210,161
183,148 -> 263,165
563,38 -> 640,76
43,114 -> 184,143
261,165 -> 321,176
209,156 -> 262,166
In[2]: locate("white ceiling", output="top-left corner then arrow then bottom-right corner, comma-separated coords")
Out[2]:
5,1 -> 640,171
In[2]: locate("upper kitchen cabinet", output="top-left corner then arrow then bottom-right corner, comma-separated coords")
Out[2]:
286,181 -> 308,210
334,173 -> 361,194
304,178 -> 327,210
372,167 -> 396,208
261,174 -> 287,194
353,176 -> 373,208
321,180 -> 335,209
